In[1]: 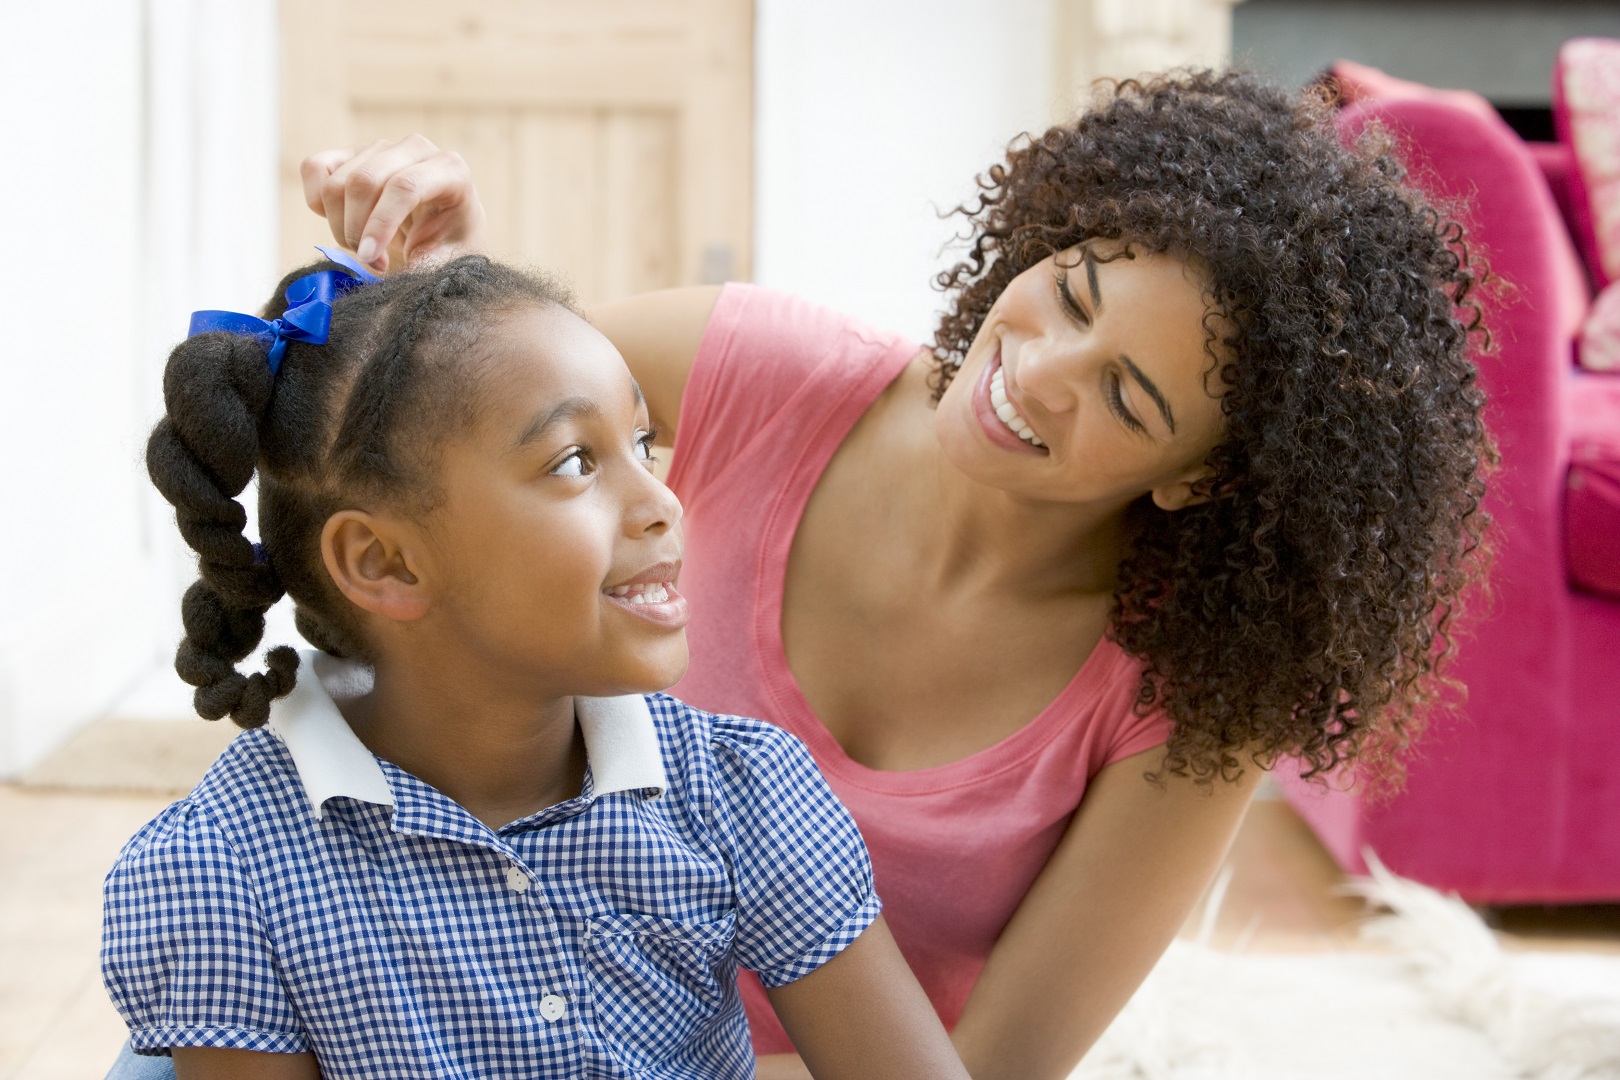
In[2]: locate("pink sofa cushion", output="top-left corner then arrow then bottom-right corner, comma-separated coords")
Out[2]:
1569,445 -> 1620,599
1552,38 -> 1620,290
1567,374 -> 1620,599
1329,59 -> 1501,124
1582,282 -> 1620,371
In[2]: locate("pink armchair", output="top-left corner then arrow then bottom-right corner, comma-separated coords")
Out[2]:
1280,74 -> 1620,903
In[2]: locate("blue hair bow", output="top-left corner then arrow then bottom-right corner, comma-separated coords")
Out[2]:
187,246 -> 382,374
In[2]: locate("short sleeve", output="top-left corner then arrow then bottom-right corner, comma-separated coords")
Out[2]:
101,802 -> 307,1056
709,719 -> 881,988
667,284 -> 908,508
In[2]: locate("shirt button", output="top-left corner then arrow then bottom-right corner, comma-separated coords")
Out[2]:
540,994 -> 567,1022
504,864 -> 530,893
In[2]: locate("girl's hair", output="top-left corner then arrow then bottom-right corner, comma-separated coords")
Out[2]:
148,255 -> 576,728
930,70 -> 1495,786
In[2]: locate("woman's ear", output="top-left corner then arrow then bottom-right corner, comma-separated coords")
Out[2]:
320,510 -> 431,623
1150,464 -> 1215,512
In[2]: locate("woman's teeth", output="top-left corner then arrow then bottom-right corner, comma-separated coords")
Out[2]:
607,582 -> 672,604
990,367 -> 1046,448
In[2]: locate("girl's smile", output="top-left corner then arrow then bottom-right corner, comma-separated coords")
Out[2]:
602,559 -> 690,628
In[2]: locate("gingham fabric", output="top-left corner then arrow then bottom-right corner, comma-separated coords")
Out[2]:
101,660 -> 879,1080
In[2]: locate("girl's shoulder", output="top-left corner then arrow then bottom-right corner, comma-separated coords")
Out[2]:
643,692 -> 813,786
642,693 -> 848,833
109,727 -> 305,875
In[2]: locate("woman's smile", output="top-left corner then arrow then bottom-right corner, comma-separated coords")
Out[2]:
971,350 -> 1048,455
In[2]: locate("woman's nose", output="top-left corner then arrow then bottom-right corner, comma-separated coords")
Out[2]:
1015,336 -> 1082,416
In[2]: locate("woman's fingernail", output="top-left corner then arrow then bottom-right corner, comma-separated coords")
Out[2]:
357,237 -> 378,264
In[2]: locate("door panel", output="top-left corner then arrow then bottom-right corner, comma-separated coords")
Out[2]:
280,0 -> 751,304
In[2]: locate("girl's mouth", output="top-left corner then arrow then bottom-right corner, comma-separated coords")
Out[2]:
602,563 -> 690,629
972,352 -> 1048,454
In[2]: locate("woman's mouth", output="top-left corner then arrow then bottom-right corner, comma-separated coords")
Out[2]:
973,353 -> 1048,454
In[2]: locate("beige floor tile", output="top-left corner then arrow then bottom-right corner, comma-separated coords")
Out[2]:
0,787 -> 169,1079
9,965 -> 130,1080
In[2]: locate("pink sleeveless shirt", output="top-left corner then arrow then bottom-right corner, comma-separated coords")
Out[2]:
666,285 -> 1172,1053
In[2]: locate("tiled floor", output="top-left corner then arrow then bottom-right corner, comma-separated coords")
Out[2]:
3,736 -> 1615,1079
1,785 -> 171,1080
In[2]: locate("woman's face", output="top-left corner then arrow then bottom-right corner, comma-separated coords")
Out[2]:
419,303 -> 690,697
935,242 -> 1229,511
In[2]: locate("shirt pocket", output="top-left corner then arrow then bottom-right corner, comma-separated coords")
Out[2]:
583,910 -> 739,1072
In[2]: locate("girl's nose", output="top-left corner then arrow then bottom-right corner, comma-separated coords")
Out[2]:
626,463 -> 683,536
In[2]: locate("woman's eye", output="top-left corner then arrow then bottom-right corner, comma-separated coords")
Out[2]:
1106,373 -> 1146,434
551,450 -> 588,477
1055,270 -> 1090,326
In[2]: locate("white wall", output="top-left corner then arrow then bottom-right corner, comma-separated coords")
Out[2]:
0,0 -> 278,774
754,0 -> 1056,344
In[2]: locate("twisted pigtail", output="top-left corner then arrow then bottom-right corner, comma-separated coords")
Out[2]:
147,330 -> 293,727
151,253 -> 576,727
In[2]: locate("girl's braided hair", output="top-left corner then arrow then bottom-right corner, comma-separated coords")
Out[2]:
147,255 -> 575,728
931,70 -> 1495,785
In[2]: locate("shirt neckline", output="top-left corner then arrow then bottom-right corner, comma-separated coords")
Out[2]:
268,650 -> 668,818
752,342 -> 1128,796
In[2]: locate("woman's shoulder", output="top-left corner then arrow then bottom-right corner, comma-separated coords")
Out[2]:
668,286 -> 919,501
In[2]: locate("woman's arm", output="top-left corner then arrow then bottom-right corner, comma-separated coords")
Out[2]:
765,917 -> 969,1080
758,748 -> 1259,1080
172,1048 -> 320,1080
299,138 -> 718,438
950,746 -> 1261,1080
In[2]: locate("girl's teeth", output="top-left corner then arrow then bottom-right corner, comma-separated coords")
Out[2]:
612,582 -> 671,603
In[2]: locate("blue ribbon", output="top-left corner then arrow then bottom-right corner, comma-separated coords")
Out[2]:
187,247 -> 382,374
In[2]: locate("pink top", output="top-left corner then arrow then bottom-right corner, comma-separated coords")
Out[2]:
667,285 -> 1173,1052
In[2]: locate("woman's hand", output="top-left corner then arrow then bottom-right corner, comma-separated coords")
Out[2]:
300,135 -> 487,273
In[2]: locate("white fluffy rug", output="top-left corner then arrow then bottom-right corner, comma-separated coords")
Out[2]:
1074,858 -> 1620,1080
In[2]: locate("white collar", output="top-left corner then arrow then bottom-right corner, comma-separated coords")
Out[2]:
267,650 -> 668,819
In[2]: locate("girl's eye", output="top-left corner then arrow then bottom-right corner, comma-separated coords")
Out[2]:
551,449 -> 590,477
635,426 -> 661,467
1106,372 -> 1146,434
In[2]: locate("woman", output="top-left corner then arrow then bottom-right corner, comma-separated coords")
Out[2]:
119,70 -> 1491,1080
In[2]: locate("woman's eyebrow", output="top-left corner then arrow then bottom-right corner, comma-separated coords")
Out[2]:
1120,355 -> 1176,433
1084,249 -> 1103,314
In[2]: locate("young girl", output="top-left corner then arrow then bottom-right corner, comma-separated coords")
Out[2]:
102,252 -> 969,1080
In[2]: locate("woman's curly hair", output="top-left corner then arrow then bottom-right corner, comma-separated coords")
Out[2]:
931,70 -> 1495,786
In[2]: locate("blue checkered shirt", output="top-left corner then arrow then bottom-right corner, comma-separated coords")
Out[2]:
101,653 -> 879,1079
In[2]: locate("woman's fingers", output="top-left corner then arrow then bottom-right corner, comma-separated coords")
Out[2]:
299,135 -> 485,272
299,147 -> 357,215
367,150 -> 485,270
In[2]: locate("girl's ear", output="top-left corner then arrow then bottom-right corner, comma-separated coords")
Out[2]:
320,510 -> 431,623
1150,463 -> 1215,512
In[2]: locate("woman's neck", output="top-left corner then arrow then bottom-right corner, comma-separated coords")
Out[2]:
340,654 -> 587,831
886,361 -> 1131,599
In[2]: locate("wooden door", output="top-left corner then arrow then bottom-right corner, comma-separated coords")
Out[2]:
279,0 -> 752,305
